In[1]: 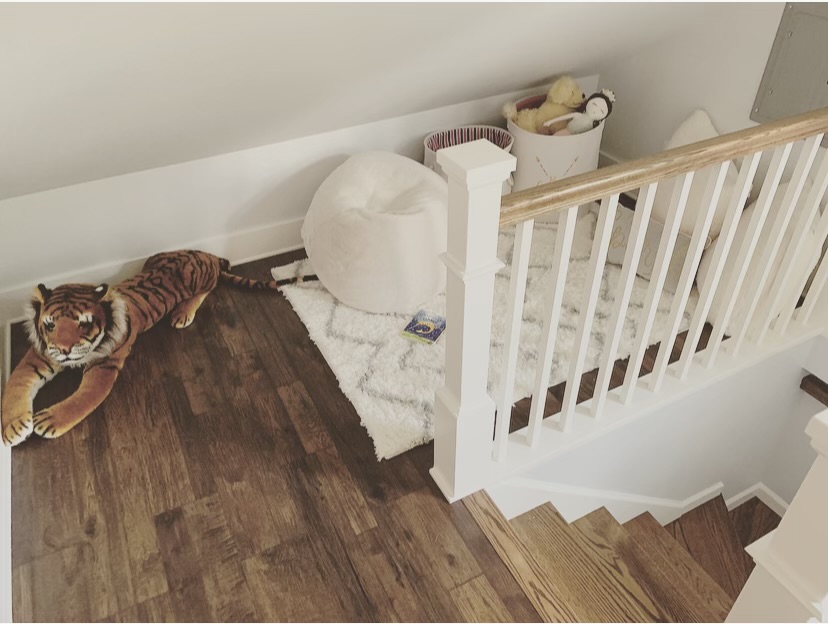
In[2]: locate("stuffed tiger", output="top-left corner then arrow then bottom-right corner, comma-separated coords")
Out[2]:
1,250 -> 315,447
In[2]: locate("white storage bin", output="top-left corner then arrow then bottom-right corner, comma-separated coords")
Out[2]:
507,93 -> 604,193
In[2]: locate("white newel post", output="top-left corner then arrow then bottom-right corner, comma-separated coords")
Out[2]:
430,139 -> 516,502
727,410 -> 828,623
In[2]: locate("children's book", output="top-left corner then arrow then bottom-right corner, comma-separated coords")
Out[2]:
401,310 -> 446,345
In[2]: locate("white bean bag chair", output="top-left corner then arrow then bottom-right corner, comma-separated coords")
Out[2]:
651,110 -> 741,240
301,151 -> 448,313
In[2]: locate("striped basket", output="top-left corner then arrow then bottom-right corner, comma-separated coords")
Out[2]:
424,125 -> 514,194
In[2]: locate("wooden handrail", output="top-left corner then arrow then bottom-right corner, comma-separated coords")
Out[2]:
500,107 -> 828,227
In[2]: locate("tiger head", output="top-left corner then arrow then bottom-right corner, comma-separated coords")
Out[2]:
24,283 -> 127,367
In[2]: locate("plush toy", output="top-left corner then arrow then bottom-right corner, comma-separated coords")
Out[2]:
0,250 -> 315,446
502,75 -> 585,135
545,89 -> 616,136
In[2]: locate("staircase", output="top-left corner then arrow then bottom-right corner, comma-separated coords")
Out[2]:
467,492 -> 779,622
464,372 -> 828,623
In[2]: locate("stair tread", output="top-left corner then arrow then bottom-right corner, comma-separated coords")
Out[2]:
576,508 -> 730,622
801,374 -> 828,407
624,512 -> 734,621
463,491 -> 581,622
728,496 -> 782,551
664,495 -> 751,600
511,504 -> 670,622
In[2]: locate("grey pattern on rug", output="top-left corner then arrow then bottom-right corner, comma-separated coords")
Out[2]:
272,211 -> 697,460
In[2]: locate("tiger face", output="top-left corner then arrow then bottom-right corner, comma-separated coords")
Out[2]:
25,283 -> 126,367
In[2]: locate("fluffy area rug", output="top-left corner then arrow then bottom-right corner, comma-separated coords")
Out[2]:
272,211 -> 698,460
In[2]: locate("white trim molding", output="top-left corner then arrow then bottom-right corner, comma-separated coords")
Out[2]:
488,478 -> 724,525
725,483 -> 790,518
0,440 -> 9,623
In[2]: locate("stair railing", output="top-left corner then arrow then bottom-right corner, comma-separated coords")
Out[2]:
431,108 -> 828,502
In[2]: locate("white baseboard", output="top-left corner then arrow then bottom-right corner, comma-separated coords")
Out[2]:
0,216 -> 304,383
725,482 -> 790,517
598,148 -> 624,168
0,77 -> 605,382
490,478 -> 791,528
488,478 -> 724,525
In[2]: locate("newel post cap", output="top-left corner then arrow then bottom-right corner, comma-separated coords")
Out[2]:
806,410 -> 828,457
437,139 -> 517,189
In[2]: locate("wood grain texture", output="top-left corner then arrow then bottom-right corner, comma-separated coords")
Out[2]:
10,249 -> 540,623
665,495 -> 751,600
9,246 -> 750,622
500,107 -> 828,225
576,508 -> 729,622
510,504 -> 668,622
801,373 -> 828,407
728,497 -> 782,554
623,512 -> 734,619
464,491 -> 581,622
450,575 -> 514,623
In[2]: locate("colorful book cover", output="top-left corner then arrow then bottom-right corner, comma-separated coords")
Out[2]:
401,310 -> 446,345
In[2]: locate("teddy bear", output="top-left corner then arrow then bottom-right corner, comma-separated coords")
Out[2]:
502,75 -> 585,135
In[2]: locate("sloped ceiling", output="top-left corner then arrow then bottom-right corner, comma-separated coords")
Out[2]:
1,3 -> 732,199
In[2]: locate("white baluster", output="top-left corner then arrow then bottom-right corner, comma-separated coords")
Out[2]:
789,208 -> 828,327
592,184 -> 658,418
731,135 -> 823,356
526,206 -> 578,446
431,139 -> 516,502
494,218 -> 534,461
676,152 -> 761,380
620,172 -> 694,405
760,149 -> 828,339
559,195 -> 619,430
801,237 -> 828,326
702,144 -> 792,368
650,162 -> 730,391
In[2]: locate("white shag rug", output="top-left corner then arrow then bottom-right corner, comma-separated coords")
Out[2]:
272,211 -> 698,460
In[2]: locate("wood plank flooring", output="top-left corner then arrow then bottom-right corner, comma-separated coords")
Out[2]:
10,250 -> 539,623
7,247 -> 723,622
665,496 -> 751,600
801,373 -> 828,407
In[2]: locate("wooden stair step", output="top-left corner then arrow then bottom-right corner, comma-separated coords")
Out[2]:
664,495 -> 751,600
575,508 -> 730,622
727,496 -> 782,573
624,511 -> 734,620
510,503 -> 669,622
801,373 -> 828,406
463,491 -> 580,622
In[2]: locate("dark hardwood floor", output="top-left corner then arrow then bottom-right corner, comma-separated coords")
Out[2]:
10,248 -> 718,622
10,250 -> 541,623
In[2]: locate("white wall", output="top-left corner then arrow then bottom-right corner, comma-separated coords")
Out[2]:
486,338 -> 822,523
0,3 -> 723,199
601,3 -> 785,161
0,2 -> 789,369
0,78 -> 599,372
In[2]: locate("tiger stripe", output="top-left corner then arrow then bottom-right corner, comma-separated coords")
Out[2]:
2,250 -> 315,446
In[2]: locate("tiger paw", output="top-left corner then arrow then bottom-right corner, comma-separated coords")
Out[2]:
2,411 -> 34,446
32,408 -> 65,439
170,313 -> 195,329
